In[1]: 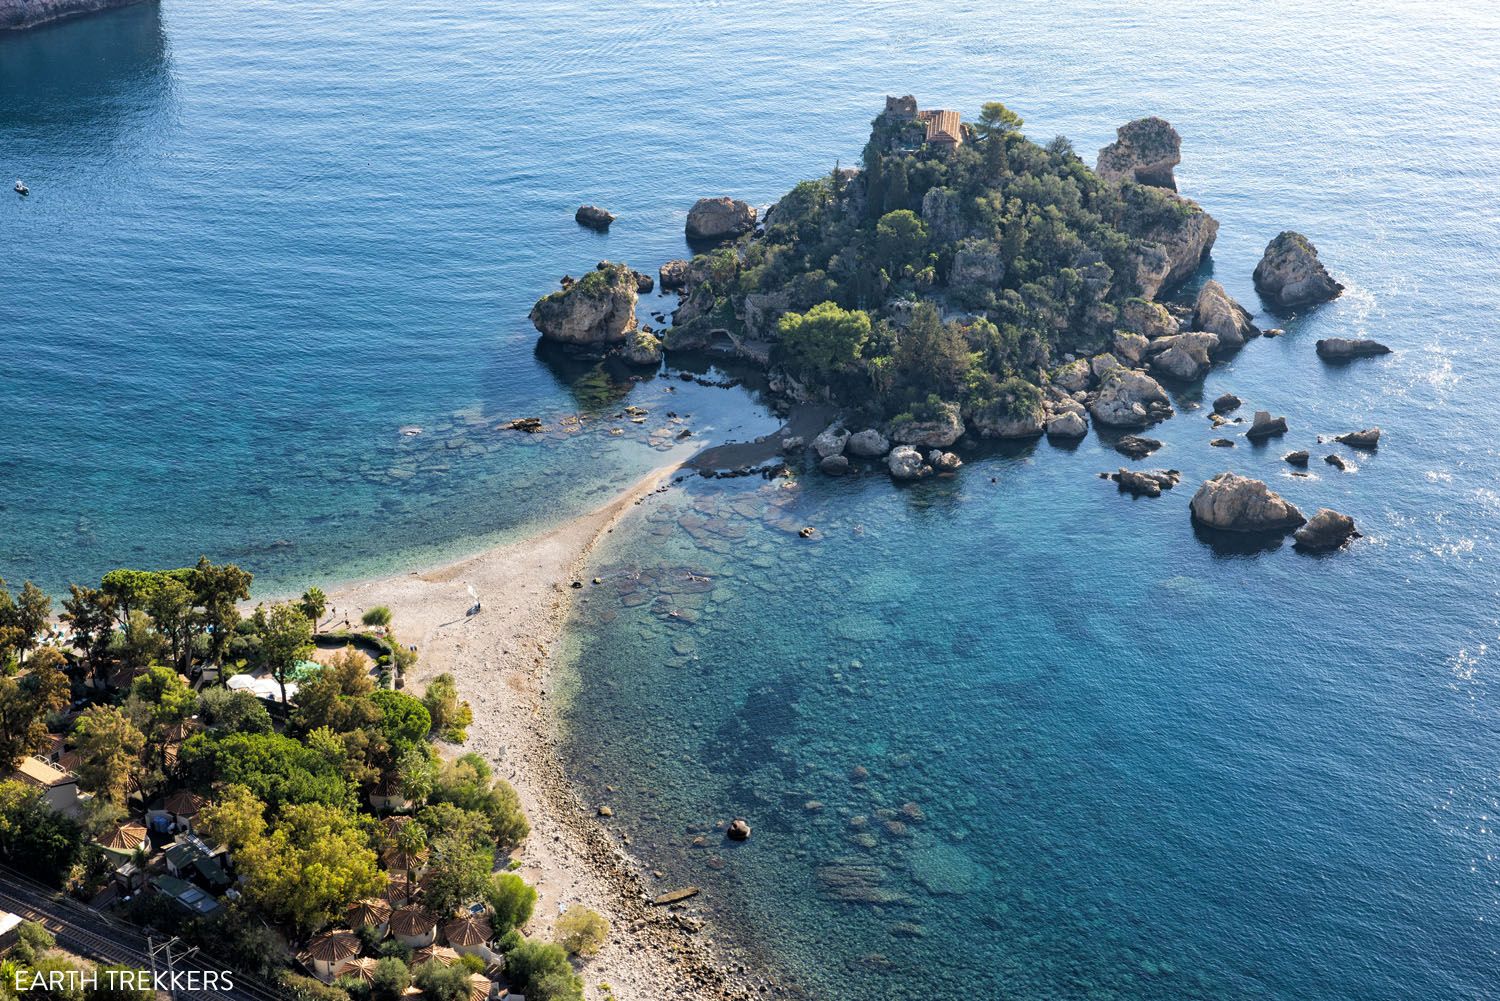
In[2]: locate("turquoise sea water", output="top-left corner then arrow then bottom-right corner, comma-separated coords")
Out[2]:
6,1 -> 1500,998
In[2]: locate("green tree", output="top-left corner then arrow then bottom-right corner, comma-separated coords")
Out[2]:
180,731 -> 352,810
192,558 -> 252,668
236,802 -> 384,940
421,674 -> 472,743
369,690 -> 431,764
113,610 -> 166,676
976,100 -> 1024,140
254,602 -> 314,706
62,585 -> 117,690
0,781 -> 85,885
553,905 -> 609,958
0,647 -> 70,771
422,832 -> 492,916
430,755 -> 529,850
484,872 -> 536,933
410,963 -> 470,1001
197,686 -> 273,735
369,959 -> 410,1001
361,606 -> 392,630
875,209 -> 929,274
12,581 -> 51,665
69,707 -> 145,804
99,570 -> 164,627
504,939 -> 582,1001
197,784 -> 268,853
147,576 -> 198,674
775,302 -> 871,382
299,587 -> 328,625
292,646 -> 376,734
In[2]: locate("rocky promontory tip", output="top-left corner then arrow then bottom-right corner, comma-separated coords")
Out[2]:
686,197 -> 757,242
0,0 -> 141,30
1096,117 -> 1182,190
1189,472 -> 1306,533
1253,231 -> 1343,308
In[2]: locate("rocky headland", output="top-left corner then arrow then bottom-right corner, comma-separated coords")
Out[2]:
0,0 -> 140,29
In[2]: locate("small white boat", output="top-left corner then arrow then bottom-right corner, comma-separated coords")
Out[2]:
14,180 -> 27,195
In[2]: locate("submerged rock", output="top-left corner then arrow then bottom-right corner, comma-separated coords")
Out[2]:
686,197 -> 757,241
1316,337 -> 1390,360
1335,427 -> 1381,449
1294,508 -> 1360,551
1253,231 -> 1344,308
1096,117 -> 1182,189
1193,281 -> 1258,350
1189,472 -> 1306,533
575,204 -> 616,230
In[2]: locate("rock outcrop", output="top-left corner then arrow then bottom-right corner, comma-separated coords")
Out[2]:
1148,331 -> 1218,381
1316,338 -> 1390,361
686,197 -> 757,241
1045,411 -> 1088,439
819,454 -> 850,476
1112,468 -> 1180,497
1114,435 -> 1162,459
1188,472 -> 1306,533
575,205 -> 616,230
890,403 -> 964,448
1213,392 -> 1242,415
1112,331 -> 1150,367
1334,427 -> 1381,449
0,0 -> 141,29
1294,509 -> 1359,551
529,262 -> 637,346
846,429 -> 891,458
621,329 -> 662,366
972,401 -> 1044,439
928,450 -> 963,472
1192,280 -> 1258,349
1121,299 -> 1179,340
812,423 -> 850,460
659,259 -> 691,291
1096,118 -> 1182,190
1284,450 -> 1310,466
1124,191 -> 1219,298
886,446 -> 931,481
1090,369 -> 1173,428
1245,410 -> 1288,440
1253,231 -> 1343,308
1052,358 -> 1093,393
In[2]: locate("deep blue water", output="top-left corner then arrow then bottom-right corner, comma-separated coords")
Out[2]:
5,1 -> 1500,999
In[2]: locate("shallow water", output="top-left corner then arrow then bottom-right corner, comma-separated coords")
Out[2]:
6,1 -> 1500,998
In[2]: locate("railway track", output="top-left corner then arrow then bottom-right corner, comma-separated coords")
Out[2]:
0,868 -> 290,1001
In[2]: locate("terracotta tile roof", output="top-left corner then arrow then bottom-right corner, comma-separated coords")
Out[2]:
412,945 -> 460,967
13,756 -> 75,789
468,973 -> 491,1001
389,907 -> 436,937
443,914 -> 491,947
381,847 -> 428,871
306,931 -> 361,963
163,790 -> 206,816
347,898 -> 393,928
922,109 -> 963,146
99,824 -> 148,852
343,957 -> 380,983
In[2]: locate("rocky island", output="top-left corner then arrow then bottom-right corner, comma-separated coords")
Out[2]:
531,96 -> 1365,547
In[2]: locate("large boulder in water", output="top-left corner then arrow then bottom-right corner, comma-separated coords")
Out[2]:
1294,508 -> 1359,551
1192,280 -> 1258,350
1096,117 -> 1182,190
1147,331 -> 1218,381
620,329 -> 662,366
686,197 -> 757,241
1316,337 -> 1390,361
574,204 -> 616,230
889,402 -> 964,448
1090,369 -> 1174,428
886,445 -> 932,481
1189,472 -> 1305,533
1253,231 -> 1344,308
812,422 -> 850,459
846,429 -> 891,458
529,262 -> 638,346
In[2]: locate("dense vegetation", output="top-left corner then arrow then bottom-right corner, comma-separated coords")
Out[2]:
665,100 -> 1207,423
0,568 -> 602,1001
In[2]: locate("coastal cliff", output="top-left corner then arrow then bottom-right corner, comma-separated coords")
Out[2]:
0,0 -> 143,30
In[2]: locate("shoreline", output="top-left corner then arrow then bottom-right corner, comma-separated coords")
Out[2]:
321,463 -> 768,1001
